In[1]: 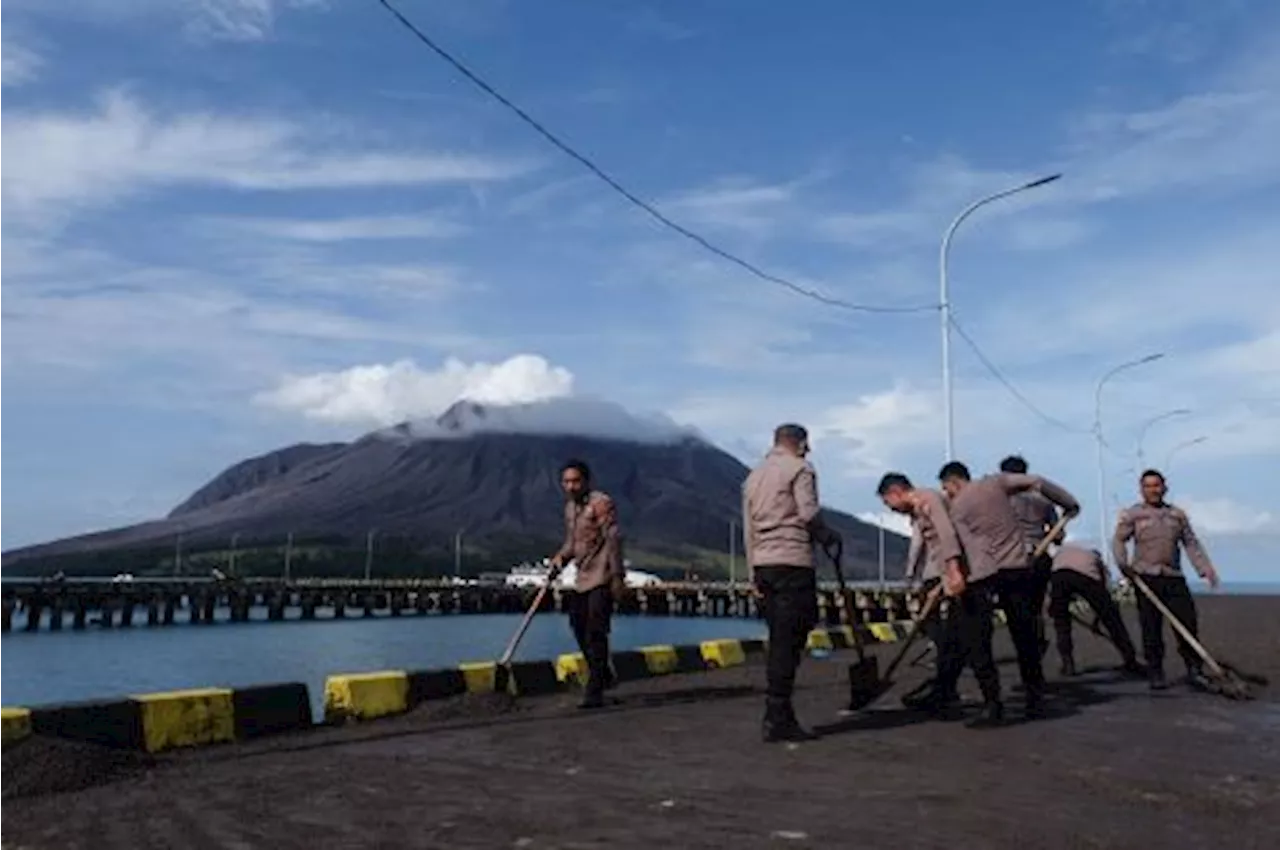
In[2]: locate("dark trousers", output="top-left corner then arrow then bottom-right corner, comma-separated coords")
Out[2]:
994,569 -> 1047,696
1048,571 -> 1137,664
569,586 -> 614,697
918,577 -> 945,648
755,566 -> 818,707
1029,552 -> 1053,649
1133,574 -> 1201,673
933,577 -> 1000,703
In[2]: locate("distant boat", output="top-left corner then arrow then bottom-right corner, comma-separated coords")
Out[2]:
503,560 -> 663,590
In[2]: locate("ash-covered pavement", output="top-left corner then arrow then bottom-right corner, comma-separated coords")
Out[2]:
4,596 -> 1279,850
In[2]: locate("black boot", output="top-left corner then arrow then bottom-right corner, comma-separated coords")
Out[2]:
762,699 -> 818,743
1149,667 -> 1169,691
1184,665 -> 1214,692
902,684 -> 961,718
966,700 -> 1004,729
1023,688 -> 1048,720
1059,655 -> 1078,678
1119,658 -> 1146,679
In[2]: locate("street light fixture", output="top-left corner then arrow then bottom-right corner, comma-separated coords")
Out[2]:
1136,408 -> 1192,466
1093,353 -> 1163,563
1165,436 -> 1209,473
939,173 -> 1062,460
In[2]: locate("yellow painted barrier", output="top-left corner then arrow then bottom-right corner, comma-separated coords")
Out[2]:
556,653 -> 589,684
132,688 -> 236,754
323,671 -> 409,723
868,623 -> 897,643
805,630 -> 834,651
639,645 -> 679,675
700,639 -> 746,669
1,707 -> 32,744
458,661 -> 498,694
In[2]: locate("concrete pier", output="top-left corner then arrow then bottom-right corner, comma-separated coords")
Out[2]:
0,578 -> 912,634
2,595 -> 1275,849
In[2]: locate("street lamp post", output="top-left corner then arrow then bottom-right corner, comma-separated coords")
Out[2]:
1094,353 -> 1164,563
728,520 -> 737,585
364,529 -> 376,581
1136,408 -> 1191,467
454,529 -> 464,578
877,523 -> 886,588
1165,436 -> 1209,473
940,173 -> 1062,461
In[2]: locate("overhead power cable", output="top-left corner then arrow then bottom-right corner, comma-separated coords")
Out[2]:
374,0 -> 936,315
947,315 -> 1089,435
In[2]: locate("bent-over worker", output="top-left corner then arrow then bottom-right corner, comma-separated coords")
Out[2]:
1048,540 -> 1144,678
878,473 -> 971,716
1112,469 -> 1221,691
549,459 -> 627,710
743,423 -> 841,743
939,461 -> 1081,723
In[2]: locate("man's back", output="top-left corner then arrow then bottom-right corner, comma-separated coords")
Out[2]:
1009,490 -> 1058,549
743,448 -> 819,570
949,474 -> 1029,581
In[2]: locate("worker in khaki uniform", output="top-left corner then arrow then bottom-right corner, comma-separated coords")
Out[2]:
549,459 -> 627,710
938,461 -> 1080,723
743,424 -> 841,743
878,473 -> 965,711
1000,455 -> 1059,657
1112,469 -> 1220,691
1047,540 -> 1144,678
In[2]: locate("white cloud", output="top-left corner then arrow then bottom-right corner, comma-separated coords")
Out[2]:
6,0 -> 324,43
818,384 -> 942,478
1176,497 -> 1279,536
855,511 -> 913,536
2,37 -> 43,87
254,354 -> 576,426
209,215 -> 466,242
1,90 -> 532,223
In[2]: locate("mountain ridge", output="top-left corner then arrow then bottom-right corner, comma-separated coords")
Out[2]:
1,399 -> 908,579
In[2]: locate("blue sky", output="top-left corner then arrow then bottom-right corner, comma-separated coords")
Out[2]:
3,1 -> 1278,579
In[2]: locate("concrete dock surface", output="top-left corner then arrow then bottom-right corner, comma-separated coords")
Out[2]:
4,595 -> 1278,850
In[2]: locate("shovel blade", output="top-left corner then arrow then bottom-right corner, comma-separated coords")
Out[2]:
846,656 -> 887,711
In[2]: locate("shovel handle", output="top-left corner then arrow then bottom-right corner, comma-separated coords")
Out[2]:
878,586 -> 943,682
1125,571 -> 1225,676
1032,513 -> 1072,560
499,579 -> 553,666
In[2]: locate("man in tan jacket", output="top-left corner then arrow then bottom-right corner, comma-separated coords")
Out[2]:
743,424 -> 841,742
938,461 -> 1080,723
1113,469 -> 1220,691
549,459 -> 626,710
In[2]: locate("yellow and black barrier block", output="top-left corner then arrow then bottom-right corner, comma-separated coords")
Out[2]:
231,682 -> 312,741
2,707 -> 32,744
323,671 -> 409,724
406,668 -> 468,704
497,660 -> 562,697
7,682 -> 312,753
700,638 -> 747,669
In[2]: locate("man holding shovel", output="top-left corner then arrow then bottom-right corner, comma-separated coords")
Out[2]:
880,474 -> 962,709
548,459 -> 627,710
1112,469 -> 1220,691
743,423 -> 841,743
877,474 -> 992,718
938,462 -> 1081,722
1000,455 -> 1059,657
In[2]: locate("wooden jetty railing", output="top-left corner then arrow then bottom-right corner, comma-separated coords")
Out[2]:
0,578 -> 913,635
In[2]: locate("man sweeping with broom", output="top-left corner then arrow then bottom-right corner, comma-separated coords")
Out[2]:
547,459 -> 627,710
1112,469 -> 1220,692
